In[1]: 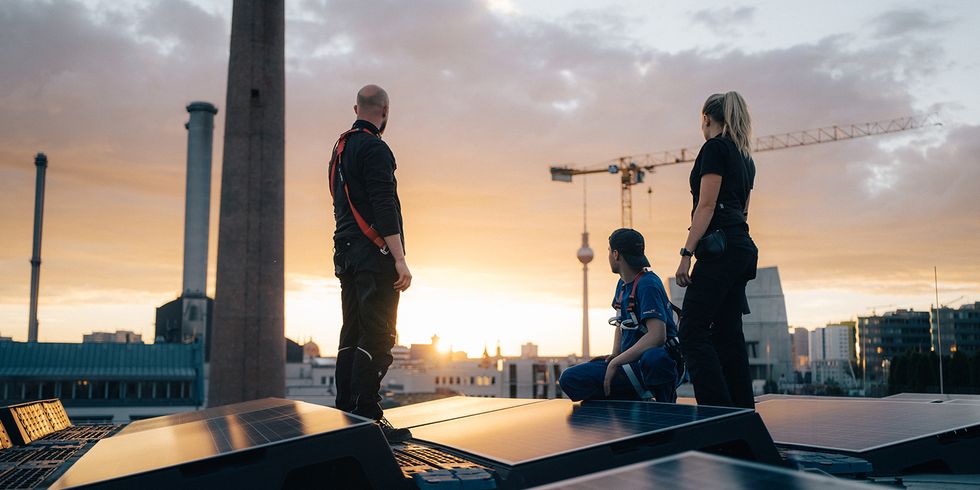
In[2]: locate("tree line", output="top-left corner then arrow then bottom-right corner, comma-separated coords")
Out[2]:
888,351 -> 980,395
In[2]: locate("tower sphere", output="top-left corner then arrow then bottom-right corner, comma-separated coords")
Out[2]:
577,245 -> 594,264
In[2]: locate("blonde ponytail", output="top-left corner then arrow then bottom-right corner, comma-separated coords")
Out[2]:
703,91 -> 753,158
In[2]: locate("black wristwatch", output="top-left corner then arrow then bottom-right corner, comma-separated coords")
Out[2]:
680,247 -> 694,257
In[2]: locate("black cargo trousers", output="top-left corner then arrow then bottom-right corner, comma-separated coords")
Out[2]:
678,225 -> 758,409
334,237 -> 399,421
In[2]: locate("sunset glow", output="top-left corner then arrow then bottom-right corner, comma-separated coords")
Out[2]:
1,0 -> 978,356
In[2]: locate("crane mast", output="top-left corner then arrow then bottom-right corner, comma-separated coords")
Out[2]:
551,114 -> 939,227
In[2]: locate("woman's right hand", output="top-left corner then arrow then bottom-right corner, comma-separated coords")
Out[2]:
675,256 -> 692,287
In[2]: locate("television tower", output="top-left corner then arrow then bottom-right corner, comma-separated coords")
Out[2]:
576,181 -> 593,359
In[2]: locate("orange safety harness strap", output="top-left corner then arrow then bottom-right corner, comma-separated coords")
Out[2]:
613,270 -> 646,314
613,270 -> 683,318
329,128 -> 389,254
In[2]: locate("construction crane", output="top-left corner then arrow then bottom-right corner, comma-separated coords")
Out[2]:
550,114 -> 940,227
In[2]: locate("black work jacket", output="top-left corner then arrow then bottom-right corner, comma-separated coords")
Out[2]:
331,120 -> 404,250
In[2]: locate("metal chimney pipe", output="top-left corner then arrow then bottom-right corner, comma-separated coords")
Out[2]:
28,152 -> 47,343
182,102 -> 218,297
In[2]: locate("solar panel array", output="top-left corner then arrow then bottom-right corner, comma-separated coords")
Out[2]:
39,425 -> 119,443
0,467 -> 55,490
0,399 -> 125,489
49,399 -> 372,489
756,398 -> 980,452
533,451 -> 871,490
7,404 -> 53,445
412,399 -> 748,465
0,420 -> 11,450
0,400 -> 75,446
384,396 -> 544,429
41,401 -> 71,432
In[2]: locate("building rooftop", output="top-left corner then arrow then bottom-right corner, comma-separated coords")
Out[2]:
0,342 -> 199,379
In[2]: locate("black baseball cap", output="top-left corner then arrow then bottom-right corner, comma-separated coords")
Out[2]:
609,228 -> 650,269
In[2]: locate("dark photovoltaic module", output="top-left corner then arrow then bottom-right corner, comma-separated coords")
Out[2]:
884,392 -> 980,403
48,399 -> 402,489
385,396 -> 544,429
757,398 -> 980,452
532,451 -> 871,490
116,397 -> 290,435
756,398 -> 980,474
412,399 -> 751,465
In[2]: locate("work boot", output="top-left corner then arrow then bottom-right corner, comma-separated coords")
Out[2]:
376,417 -> 412,443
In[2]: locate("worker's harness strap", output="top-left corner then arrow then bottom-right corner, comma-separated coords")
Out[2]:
329,128 -> 389,254
612,270 -> 647,333
621,363 -> 654,400
611,271 -> 684,333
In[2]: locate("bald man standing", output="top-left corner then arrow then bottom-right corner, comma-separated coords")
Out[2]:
329,85 -> 411,441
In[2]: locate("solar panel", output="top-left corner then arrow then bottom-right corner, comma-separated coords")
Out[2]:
756,398 -> 980,452
532,451 -> 871,490
0,466 -> 57,490
117,397 -> 290,435
41,401 -> 71,432
755,394 -> 877,402
412,399 -> 750,465
0,417 -> 12,449
0,402 -> 55,445
48,399 -> 401,489
40,425 -> 121,444
945,399 -> 980,405
885,392 -> 980,402
756,398 -> 980,474
384,396 -> 544,429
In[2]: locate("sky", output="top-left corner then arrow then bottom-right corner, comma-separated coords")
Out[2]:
1,0 -> 979,357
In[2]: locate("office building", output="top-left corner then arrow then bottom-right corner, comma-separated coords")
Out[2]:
82,330 -> 143,344
155,296 -> 214,360
931,302 -> 980,355
791,327 -> 809,373
809,325 -> 856,385
857,309 -> 931,384
521,342 -> 539,359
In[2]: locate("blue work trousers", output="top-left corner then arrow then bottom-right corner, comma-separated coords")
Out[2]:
559,349 -> 677,403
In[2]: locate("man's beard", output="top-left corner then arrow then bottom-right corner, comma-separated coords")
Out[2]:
379,117 -> 387,135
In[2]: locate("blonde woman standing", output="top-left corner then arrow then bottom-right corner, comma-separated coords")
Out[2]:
675,92 -> 758,409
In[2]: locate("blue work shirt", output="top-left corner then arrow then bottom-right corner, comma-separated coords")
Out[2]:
612,270 -> 678,353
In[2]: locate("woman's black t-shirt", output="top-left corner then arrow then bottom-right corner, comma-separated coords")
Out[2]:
690,135 -> 756,230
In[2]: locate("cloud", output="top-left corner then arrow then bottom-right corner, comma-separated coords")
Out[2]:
688,5 -> 756,35
872,8 -> 951,39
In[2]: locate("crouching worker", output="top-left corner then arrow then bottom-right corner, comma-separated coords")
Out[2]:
559,228 -> 678,403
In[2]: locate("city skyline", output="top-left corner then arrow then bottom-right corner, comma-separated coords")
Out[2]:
1,0 -> 979,357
